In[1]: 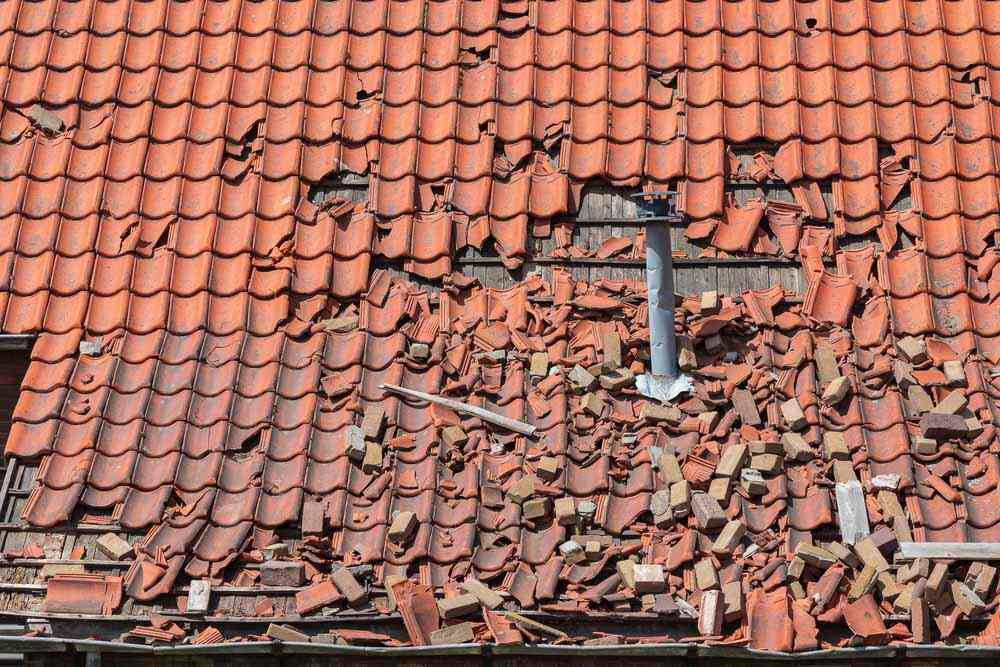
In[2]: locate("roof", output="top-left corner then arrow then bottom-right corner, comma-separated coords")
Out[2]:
2,0 -> 1000,652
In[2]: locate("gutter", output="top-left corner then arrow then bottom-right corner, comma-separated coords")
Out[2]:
1,637 -> 997,660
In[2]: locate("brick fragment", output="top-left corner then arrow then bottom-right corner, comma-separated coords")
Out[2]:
853,537 -> 890,572
522,497 -> 551,521
749,453 -> 782,474
461,579 -> 504,609
642,402 -> 682,423
409,342 -> 430,360
943,359 -> 966,385
826,542 -> 861,568
581,392 -> 605,417
913,436 -> 937,455
569,365 -> 597,392
600,368 -> 634,390
721,580 -> 744,622
700,290 -> 719,314
617,559 -> 636,589
708,477 -> 730,503
932,389 -> 968,416
536,456 -> 560,481
795,544 -> 837,569
96,533 -> 132,561
814,345 -> 839,384
659,451 -> 684,485
907,385 -> 934,414
362,441 -> 383,473
822,376 -> 851,406
266,623 -> 310,642
559,540 -> 586,564
633,564 -> 666,593
430,622 -> 476,645
669,480 -> 690,516
260,561 -> 305,587
345,425 -> 366,461
787,557 -> 805,579
301,499 -> 326,535
910,593 -> 930,643
731,389 -> 760,426
897,335 -> 927,363
576,500 -> 597,522
822,431 -> 850,460
970,563 -> 997,598
710,520 -> 745,557
926,562 -> 949,599
691,492 -> 727,530
780,398 -> 807,431
694,559 -> 719,590
529,352 -> 549,379
584,541 -> 602,560
554,497 -> 576,525
388,511 -> 419,543
186,579 -> 211,614
441,425 -> 468,448
951,580 -> 986,615
748,440 -> 782,455
848,565 -> 877,601
361,406 -> 385,440
330,566 -> 368,606
781,432 -> 813,462
507,475 -> 536,504
716,444 -> 747,478
740,468 -> 766,495
438,593 -> 480,619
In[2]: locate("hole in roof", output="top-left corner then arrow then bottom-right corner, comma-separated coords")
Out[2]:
308,170 -> 367,205
805,17 -> 818,30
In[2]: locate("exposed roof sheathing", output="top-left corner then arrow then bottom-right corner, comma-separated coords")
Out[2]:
4,0 -> 1000,653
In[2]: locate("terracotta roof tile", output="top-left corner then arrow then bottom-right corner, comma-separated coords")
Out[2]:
5,0 -> 1000,649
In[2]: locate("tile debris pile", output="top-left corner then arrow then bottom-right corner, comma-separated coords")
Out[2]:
2,0 -> 1000,653
11,271 -> 1000,650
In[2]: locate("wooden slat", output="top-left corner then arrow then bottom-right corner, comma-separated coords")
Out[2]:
897,542 -> 1000,560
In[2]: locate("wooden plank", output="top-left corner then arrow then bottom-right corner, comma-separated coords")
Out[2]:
835,481 -> 870,545
380,384 -> 536,435
897,542 -> 1000,561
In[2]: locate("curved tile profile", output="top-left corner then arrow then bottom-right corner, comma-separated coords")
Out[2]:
6,0 -> 1000,650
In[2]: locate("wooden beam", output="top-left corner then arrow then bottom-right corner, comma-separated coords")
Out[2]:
380,384 -> 537,436
0,334 -> 34,351
897,543 -> 1000,561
